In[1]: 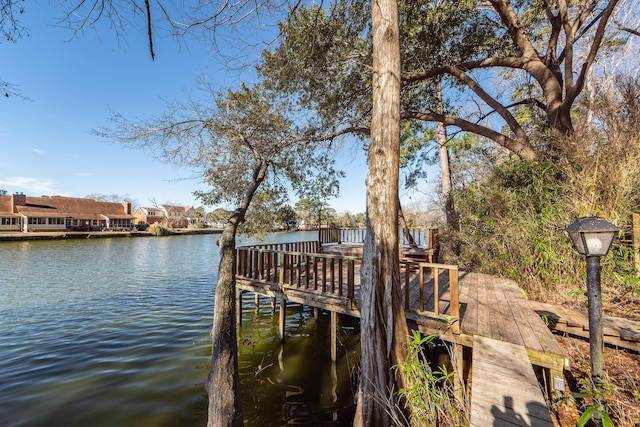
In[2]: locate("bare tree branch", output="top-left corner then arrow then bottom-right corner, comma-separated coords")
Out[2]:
402,110 -> 537,161
144,0 -> 155,60
566,0 -> 620,107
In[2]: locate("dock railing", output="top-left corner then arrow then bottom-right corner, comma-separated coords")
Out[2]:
320,227 -> 437,249
236,241 -> 459,332
400,260 -> 459,333
236,244 -> 359,306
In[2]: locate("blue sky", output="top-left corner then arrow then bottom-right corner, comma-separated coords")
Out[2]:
0,3 -> 370,213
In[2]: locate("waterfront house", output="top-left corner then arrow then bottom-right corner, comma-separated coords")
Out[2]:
133,205 -> 196,228
161,205 -> 196,228
133,207 -> 165,226
0,193 -> 135,232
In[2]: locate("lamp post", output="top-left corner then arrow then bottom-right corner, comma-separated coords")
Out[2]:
565,216 -> 620,384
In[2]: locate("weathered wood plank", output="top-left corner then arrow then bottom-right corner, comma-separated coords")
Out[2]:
487,278 -> 516,344
501,284 -> 545,354
476,274 -> 491,338
470,335 -> 554,427
460,272 -> 479,336
530,301 -> 640,349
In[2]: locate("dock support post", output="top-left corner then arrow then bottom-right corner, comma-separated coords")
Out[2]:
270,297 -> 276,313
236,290 -> 243,326
330,311 -> 338,362
331,361 -> 338,421
279,299 -> 287,343
254,293 -> 260,309
313,307 -> 320,321
452,343 -> 464,401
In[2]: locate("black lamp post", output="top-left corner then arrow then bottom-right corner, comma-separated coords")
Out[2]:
565,216 -> 620,384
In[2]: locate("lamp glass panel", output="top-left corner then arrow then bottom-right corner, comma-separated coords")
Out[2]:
568,231 -> 586,254
582,232 -> 616,256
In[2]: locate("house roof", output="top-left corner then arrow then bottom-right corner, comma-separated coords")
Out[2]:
162,205 -> 192,214
0,197 -> 13,213
0,195 -> 135,219
134,207 -> 162,215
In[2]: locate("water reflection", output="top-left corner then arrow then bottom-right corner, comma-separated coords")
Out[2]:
238,295 -> 359,426
0,233 -> 359,426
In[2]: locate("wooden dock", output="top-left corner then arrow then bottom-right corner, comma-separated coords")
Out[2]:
233,239 -> 568,422
470,336 -> 554,427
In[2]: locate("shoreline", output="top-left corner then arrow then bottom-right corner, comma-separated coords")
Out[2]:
0,228 -> 223,242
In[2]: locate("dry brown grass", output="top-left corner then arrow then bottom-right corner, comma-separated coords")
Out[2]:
553,335 -> 640,426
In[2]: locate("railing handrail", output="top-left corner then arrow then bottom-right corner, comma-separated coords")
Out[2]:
319,227 -> 438,249
238,240 -> 321,253
235,245 -> 459,333
237,246 -> 360,261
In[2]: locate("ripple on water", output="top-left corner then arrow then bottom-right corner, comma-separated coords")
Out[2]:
0,232 -> 356,427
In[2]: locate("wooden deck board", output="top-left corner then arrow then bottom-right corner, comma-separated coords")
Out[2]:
500,283 -> 545,354
488,277 -> 518,344
529,301 -> 640,352
470,336 -> 554,427
460,272 -> 479,336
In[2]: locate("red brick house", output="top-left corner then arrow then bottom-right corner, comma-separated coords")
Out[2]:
0,193 -> 135,232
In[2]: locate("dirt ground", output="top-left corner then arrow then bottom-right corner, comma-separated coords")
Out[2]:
551,335 -> 640,426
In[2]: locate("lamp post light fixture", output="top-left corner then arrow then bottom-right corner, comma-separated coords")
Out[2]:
565,216 -> 620,384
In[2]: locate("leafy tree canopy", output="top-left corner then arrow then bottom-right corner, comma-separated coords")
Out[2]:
260,0 -> 636,161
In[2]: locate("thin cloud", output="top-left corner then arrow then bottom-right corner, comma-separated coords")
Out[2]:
30,148 -> 45,155
0,177 -> 61,196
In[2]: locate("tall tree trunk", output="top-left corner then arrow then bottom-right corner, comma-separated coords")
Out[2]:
207,161 -> 268,427
207,220 -> 244,427
436,78 -> 459,235
355,0 -> 409,424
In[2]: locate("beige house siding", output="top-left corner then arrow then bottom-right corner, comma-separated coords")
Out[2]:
0,194 -> 135,232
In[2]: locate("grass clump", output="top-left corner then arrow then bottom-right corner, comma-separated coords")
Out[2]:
393,331 -> 468,427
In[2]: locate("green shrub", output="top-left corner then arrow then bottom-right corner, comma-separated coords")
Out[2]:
393,331 -> 468,427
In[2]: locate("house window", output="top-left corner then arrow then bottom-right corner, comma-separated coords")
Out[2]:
28,217 -> 45,224
48,218 -> 65,225
1,217 -> 18,225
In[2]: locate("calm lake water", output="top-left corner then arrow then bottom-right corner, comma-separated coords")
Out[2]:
0,232 -> 359,427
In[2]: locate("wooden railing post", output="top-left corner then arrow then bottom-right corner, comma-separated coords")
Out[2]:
278,252 -> 285,288
449,267 -> 460,333
337,259 -> 344,296
433,267 -> 440,316
313,255 -> 319,291
321,258 -> 327,293
419,265 -> 425,311
330,258 -> 336,293
306,253 -> 311,288
347,260 -> 355,303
